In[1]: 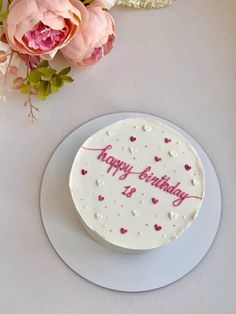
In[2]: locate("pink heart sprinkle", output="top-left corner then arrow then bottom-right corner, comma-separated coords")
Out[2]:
81,169 -> 88,175
184,164 -> 191,171
120,227 -> 128,234
155,156 -> 162,162
164,138 -> 171,143
152,197 -> 159,204
154,224 -> 162,231
98,195 -> 104,201
130,136 -> 136,142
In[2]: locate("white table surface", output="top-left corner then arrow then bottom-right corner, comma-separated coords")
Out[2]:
0,1 -> 235,313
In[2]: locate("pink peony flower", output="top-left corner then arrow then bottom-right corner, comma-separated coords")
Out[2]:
4,0 -> 88,59
61,5 -> 115,66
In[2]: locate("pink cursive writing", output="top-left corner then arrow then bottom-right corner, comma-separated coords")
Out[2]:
82,145 -> 202,207
122,185 -> 136,198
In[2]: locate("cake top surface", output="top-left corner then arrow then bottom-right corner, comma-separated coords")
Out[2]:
69,118 -> 205,251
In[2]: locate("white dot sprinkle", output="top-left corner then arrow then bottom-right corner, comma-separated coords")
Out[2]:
143,125 -> 152,132
169,150 -> 178,158
96,179 -> 104,186
94,213 -> 103,220
132,210 -> 140,217
106,130 -> 113,136
129,147 -> 137,154
191,178 -> 199,186
169,212 -> 178,220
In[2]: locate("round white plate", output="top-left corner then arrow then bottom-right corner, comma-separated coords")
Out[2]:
40,112 -> 221,292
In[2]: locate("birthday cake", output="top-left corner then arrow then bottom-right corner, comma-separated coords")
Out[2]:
69,118 -> 205,252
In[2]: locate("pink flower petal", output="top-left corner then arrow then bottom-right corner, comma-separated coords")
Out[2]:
5,0 -> 88,56
61,5 -> 115,66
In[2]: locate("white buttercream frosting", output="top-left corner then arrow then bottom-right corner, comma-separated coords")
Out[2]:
69,118 -> 205,252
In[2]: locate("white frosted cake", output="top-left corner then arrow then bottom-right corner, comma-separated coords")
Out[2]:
69,118 -> 205,252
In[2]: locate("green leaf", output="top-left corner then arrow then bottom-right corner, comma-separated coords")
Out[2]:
0,10 -> 8,23
38,67 -> 56,79
38,60 -> 49,68
61,75 -> 73,83
41,80 -> 50,92
50,75 -> 63,88
19,60 -> 74,101
0,0 -> 11,23
58,67 -> 71,76
37,81 -> 50,100
28,70 -> 41,83
46,82 -> 51,95
38,94 -> 47,101
81,0 -> 93,5
50,85 -> 59,93
29,81 -> 40,88
20,84 -> 29,94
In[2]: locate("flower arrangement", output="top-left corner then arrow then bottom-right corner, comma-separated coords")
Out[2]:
0,0 -> 116,121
